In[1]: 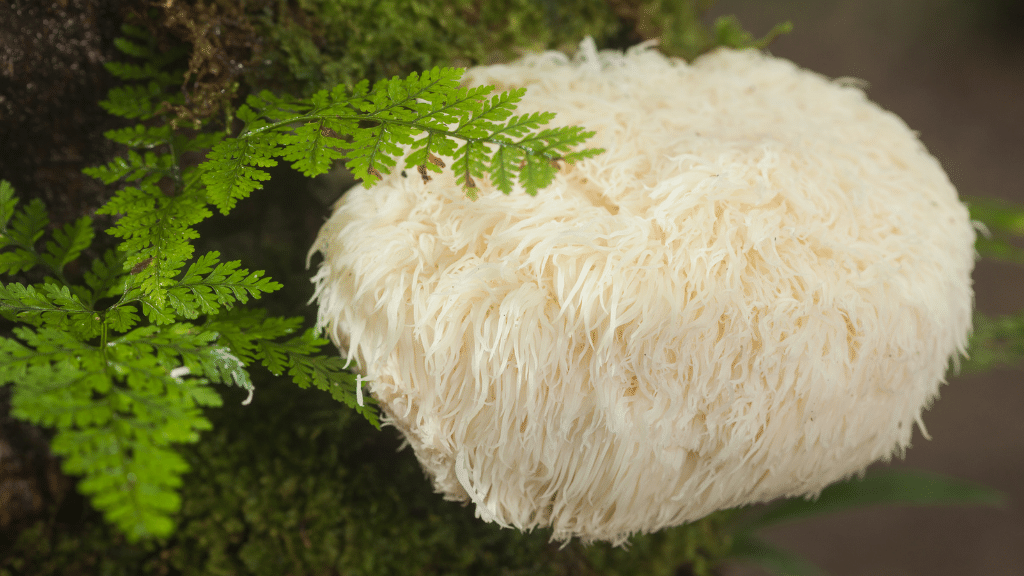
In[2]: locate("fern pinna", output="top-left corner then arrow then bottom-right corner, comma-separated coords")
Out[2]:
0,24 -> 600,542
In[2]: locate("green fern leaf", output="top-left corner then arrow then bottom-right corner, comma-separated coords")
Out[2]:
41,216 -> 94,273
405,132 -> 446,173
203,312 -> 378,427
345,124 -> 409,186
519,153 -> 560,197
0,180 -> 16,233
100,82 -> 163,120
515,126 -> 603,195
139,298 -> 175,325
98,183 -> 209,309
364,66 -> 468,121
0,328 -> 205,541
203,309 -> 302,366
103,61 -> 162,82
245,90 -> 310,122
0,282 -> 100,338
83,249 -> 127,305
163,251 -> 282,319
256,329 -> 379,428
0,250 -> 39,276
450,139 -> 490,193
118,324 -> 253,397
180,131 -> 224,153
201,133 -> 278,215
82,156 -> 134,185
104,305 -> 141,333
561,144 -> 606,164
102,64 -> 181,89
254,337 -> 290,376
279,121 -> 348,177
118,23 -> 150,41
453,88 -> 522,139
83,149 -> 168,186
344,68 -> 487,187
113,37 -> 153,59
199,346 -> 253,392
103,124 -> 173,148
4,196 -> 48,250
488,145 -> 525,195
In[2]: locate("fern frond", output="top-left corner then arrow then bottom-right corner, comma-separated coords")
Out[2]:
344,123 -> 408,187
82,157 -> 135,186
41,216 -> 94,274
98,183 -> 210,311
0,282 -> 99,337
0,248 -> 37,277
118,324 -> 253,395
103,124 -> 173,148
113,37 -> 153,59
0,180 -> 16,232
118,23 -> 150,42
0,326 -> 219,541
200,127 -> 278,215
515,126 -> 603,195
197,65 -> 601,201
203,309 -> 302,365
361,66 -> 471,123
488,145 -> 525,197
256,329 -> 379,428
104,304 -> 141,334
83,249 -> 128,306
83,149 -> 169,186
245,89 -> 311,122
453,87 -> 523,138
0,194 -> 48,274
180,131 -> 224,153
4,196 -> 47,250
103,61 -> 179,85
100,82 -> 164,120
200,312 -> 377,426
279,120 -> 349,177
160,251 -> 282,320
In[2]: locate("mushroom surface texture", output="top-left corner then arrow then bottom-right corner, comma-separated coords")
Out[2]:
309,39 -> 976,545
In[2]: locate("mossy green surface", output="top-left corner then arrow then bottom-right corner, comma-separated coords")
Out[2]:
1,379 -> 731,575
253,0 -> 624,96
2,382 -> 548,575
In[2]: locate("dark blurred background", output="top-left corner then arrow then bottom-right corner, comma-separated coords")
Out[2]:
716,1 -> 1024,575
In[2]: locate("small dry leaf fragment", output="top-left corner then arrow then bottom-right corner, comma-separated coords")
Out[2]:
131,256 -> 153,275
427,152 -> 446,168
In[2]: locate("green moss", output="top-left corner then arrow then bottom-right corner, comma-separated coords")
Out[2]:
121,0 -> 789,125
1,382 -> 553,575
252,0 -> 624,96
2,379 -> 733,575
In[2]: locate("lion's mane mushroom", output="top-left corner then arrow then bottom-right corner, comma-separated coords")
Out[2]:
309,39 -> 975,545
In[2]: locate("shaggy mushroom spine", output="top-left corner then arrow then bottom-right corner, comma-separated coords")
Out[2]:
311,39 -> 976,545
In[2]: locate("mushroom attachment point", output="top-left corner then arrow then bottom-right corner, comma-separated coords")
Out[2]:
309,40 -> 975,545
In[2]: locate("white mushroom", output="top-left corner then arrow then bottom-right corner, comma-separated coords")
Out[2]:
309,39 -> 975,545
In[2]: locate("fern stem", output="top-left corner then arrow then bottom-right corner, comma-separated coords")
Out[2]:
237,113 -> 566,163
100,310 -> 109,365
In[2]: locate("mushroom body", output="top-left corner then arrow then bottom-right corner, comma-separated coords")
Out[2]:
310,40 -> 975,544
